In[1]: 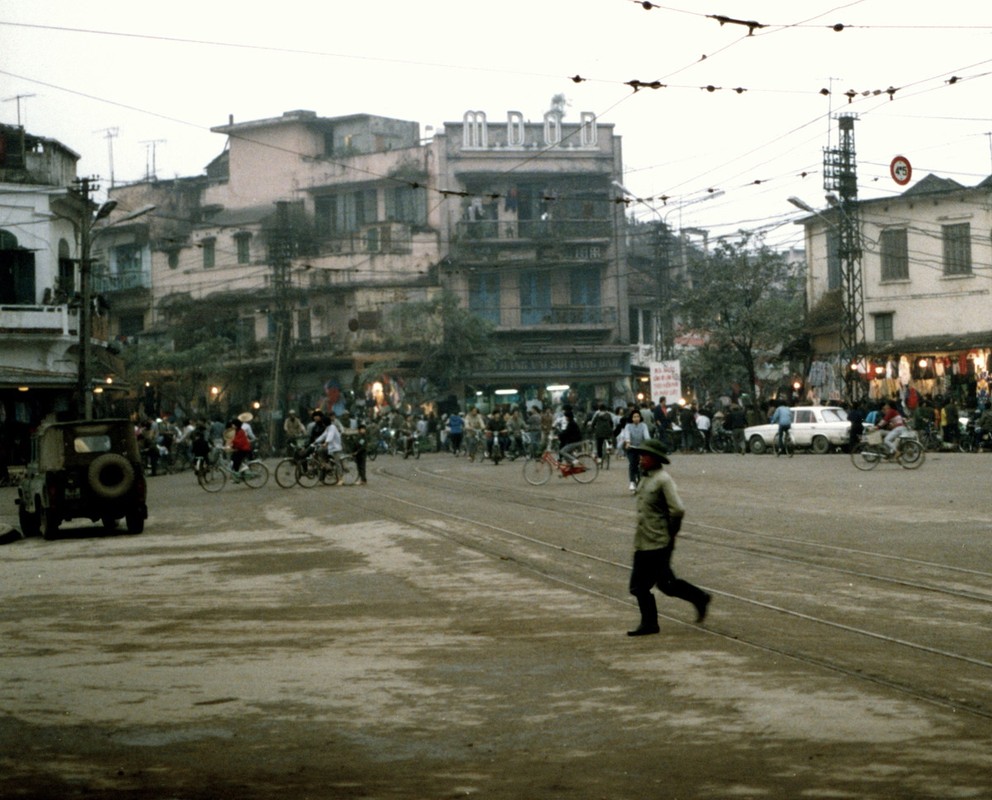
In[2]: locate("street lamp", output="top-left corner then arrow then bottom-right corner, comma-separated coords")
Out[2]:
77,201 -> 156,419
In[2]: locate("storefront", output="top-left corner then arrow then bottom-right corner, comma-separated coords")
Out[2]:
807,332 -> 992,411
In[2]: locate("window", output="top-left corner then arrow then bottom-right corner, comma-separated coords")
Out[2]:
826,230 -> 841,291
201,238 -> 215,269
297,308 -> 311,345
519,270 -> 551,325
114,244 -> 144,288
942,223 -> 971,275
570,266 -> 601,322
234,232 -> 251,265
793,410 -> 814,424
879,228 -> 908,281
469,272 -> 500,324
874,312 -> 894,342
385,186 -> 427,226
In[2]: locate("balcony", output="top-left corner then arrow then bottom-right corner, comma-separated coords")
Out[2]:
0,304 -> 76,335
511,305 -> 616,332
456,218 -> 611,242
94,270 -> 151,293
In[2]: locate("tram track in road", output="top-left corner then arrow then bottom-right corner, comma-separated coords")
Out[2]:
404,459 -> 992,608
346,458 -> 992,720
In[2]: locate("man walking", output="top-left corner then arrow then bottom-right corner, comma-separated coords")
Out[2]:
627,439 -> 711,636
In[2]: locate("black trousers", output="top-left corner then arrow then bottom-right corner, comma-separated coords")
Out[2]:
629,546 -> 707,619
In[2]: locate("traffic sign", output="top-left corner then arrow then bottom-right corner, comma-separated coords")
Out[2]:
890,156 -> 912,186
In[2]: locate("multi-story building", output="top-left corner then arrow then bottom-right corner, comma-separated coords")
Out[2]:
436,110 -> 630,410
101,107 -> 633,424
798,173 -> 992,405
0,123 -> 91,463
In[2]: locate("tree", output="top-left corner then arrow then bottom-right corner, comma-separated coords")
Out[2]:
374,289 -> 502,404
672,232 -> 804,399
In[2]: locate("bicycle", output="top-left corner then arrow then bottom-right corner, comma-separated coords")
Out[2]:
851,427 -> 925,471
522,447 -> 599,485
197,453 -> 270,492
274,446 -> 310,488
773,428 -> 795,457
709,427 -> 735,454
562,438 -> 611,470
296,450 -> 359,487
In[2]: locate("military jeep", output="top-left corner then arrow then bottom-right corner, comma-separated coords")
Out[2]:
16,419 -> 148,538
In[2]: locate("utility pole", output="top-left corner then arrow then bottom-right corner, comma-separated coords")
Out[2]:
823,113 -> 865,402
269,201 -> 294,449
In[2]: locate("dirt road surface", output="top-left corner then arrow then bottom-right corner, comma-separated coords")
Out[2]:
1,448 -> 990,799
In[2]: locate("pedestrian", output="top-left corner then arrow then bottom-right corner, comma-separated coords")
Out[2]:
725,403 -> 748,455
626,439 -> 711,636
353,422 -> 368,484
447,409 -> 464,456
616,409 -> 651,493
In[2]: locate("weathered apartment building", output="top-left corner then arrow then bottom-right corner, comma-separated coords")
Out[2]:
0,123 -> 97,463
97,107 -> 631,421
797,173 -> 992,405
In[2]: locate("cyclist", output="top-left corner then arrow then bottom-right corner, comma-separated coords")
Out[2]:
464,407 -> 485,461
485,410 -> 508,463
876,400 -> 906,458
590,404 -> 615,464
769,400 -> 793,456
312,412 -> 345,484
230,419 -> 253,473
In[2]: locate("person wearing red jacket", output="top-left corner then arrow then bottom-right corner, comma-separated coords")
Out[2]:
230,419 -> 252,472
876,401 -> 905,457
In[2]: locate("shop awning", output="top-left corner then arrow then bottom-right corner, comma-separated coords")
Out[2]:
869,330 -> 992,356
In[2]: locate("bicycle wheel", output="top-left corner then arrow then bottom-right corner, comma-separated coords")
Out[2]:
523,457 -> 552,485
339,456 -> 360,485
850,443 -> 881,471
570,453 -> 599,483
275,458 -> 299,488
368,447 -> 378,462
785,435 -> 794,457
898,440 -> 925,469
296,457 -> 321,488
321,459 -> 343,485
198,464 -> 227,492
242,460 -> 269,488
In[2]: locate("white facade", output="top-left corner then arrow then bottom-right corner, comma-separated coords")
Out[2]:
799,174 -> 992,403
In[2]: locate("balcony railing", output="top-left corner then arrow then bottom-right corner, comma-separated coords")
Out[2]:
0,304 -> 76,335
94,270 -> 151,293
456,218 -> 612,242
516,305 -> 617,328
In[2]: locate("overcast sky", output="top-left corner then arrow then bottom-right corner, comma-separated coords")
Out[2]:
3,1 -> 991,248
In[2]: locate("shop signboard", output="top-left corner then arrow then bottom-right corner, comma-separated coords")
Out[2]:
650,360 -> 681,404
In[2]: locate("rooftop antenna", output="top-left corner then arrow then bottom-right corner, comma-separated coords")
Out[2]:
94,127 -> 119,187
2,93 -> 36,127
140,139 -> 166,181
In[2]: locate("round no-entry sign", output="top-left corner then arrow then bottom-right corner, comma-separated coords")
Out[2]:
890,156 -> 912,186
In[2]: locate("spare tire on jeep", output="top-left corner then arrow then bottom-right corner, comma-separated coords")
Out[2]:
88,453 -> 136,500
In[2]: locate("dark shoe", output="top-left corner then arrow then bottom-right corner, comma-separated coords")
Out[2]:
626,625 -> 660,637
694,592 -> 712,624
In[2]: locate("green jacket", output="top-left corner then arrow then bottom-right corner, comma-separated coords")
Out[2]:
634,468 -> 685,551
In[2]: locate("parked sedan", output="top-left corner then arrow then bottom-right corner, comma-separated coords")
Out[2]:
745,405 -> 850,454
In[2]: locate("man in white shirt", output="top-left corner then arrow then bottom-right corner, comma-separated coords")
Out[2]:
312,411 -> 345,485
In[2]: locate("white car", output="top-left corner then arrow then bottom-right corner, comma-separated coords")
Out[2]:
745,405 -> 850,455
